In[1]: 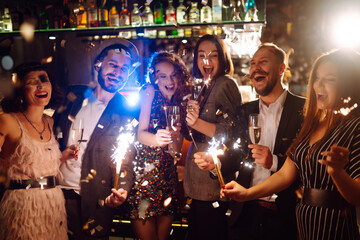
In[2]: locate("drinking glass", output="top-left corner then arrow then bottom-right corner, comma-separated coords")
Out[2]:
167,106 -> 181,132
71,118 -> 84,147
249,114 -> 261,144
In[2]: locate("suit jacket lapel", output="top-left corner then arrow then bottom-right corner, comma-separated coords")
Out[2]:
273,91 -> 294,153
85,93 -> 120,151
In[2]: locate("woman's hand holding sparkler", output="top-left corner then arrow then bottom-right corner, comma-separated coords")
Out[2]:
186,100 -> 200,127
105,188 -> 128,208
319,144 -> 350,176
155,127 -> 172,147
221,181 -> 249,201
193,152 -> 215,171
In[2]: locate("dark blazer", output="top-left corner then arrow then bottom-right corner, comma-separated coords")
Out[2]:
53,85 -> 137,238
222,91 -> 305,226
183,74 -> 242,201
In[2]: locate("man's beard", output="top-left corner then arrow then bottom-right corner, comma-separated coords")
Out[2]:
254,72 -> 277,97
97,69 -> 125,93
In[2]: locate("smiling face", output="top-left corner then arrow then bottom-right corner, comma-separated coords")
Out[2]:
23,70 -> 52,107
313,61 -> 339,110
197,40 -> 220,80
249,47 -> 284,96
97,49 -> 131,93
155,61 -> 178,101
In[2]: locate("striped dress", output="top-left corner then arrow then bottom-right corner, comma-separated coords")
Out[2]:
292,116 -> 360,240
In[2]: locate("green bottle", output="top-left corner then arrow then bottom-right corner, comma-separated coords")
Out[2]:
154,0 -> 164,24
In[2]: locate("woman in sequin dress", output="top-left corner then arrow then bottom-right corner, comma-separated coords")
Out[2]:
222,49 -> 360,240
0,62 -> 76,239
128,52 -> 190,240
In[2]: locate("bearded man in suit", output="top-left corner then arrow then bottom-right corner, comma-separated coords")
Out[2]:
53,39 -> 140,240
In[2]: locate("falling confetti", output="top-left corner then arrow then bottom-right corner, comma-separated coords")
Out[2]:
212,201 -> 220,208
163,197 -> 172,207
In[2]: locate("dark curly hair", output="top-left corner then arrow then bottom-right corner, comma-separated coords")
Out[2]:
1,62 -> 48,113
146,51 -> 190,104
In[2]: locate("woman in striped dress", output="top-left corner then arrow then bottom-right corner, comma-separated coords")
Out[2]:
222,49 -> 360,240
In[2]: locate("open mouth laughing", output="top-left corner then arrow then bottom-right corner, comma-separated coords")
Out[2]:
165,84 -> 176,91
35,91 -> 48,99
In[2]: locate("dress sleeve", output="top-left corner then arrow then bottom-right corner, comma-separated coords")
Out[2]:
347,119 -> 360,179
213,76 -> 242,139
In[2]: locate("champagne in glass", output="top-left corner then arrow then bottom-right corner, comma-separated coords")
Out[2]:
249,114 -> 261,144
168,106 -> 181,132
71,118 -> 84,147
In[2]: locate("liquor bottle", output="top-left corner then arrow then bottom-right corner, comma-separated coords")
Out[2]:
39,8 -> 50,30
98,0 -> 108,27
200,1 -> 212,23
166,0 -> 176,24
88,0 -> 99,27
76,0 -> 88,28
142,2 -> 153,26
11,5 -> 22,30
232,0 -> 242,21
222,0 -> 232,21
189,2 -> 199,23
154,0 -> 164,24
109,6 -> 119,26
3,8 -> 13,32
212,0 -> 222,22
245,0 -> 258,21
131,3 -> 141,26
176,0 -> 187,23
119,0 -> 131,38
0,10 -> 3,31
119,0 -> 130,26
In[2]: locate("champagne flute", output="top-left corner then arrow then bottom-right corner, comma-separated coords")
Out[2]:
249,114 -> 261,144
71,118 -> 84,148
168,106 -> 181,132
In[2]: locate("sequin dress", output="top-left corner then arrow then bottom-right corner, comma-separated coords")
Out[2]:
129,90 -> 179,219
0,114 -> 68,240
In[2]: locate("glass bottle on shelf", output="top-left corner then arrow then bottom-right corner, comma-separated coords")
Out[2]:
222,0 -> 232,21
76,0 -> 88,28
154,0 -> 164,24
245,0 -> 258,21
189,1 -> 200,23
142,2 -> 153,26
200,1 -> 212,23
176,0 -> 187,24
212,0 -> 222,22
88,0 -> 99,27
109,6 -> 120,26
98,0 -> 109,27
131,3 -> 141,26
232,0 -> 243,21
3,8 -> 13,32
119,0 -> 130,26
142,2 -> 156,38
166,0 -> 176,24
119,0 -> 131,38
0,10 -> 4,31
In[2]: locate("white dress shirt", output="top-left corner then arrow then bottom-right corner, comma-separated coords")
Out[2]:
58,93 -> 108,193
250,90 -> 287,201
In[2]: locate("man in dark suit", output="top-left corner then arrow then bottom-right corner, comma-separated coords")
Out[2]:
53,40 -> 140,239
195,43 -> 305,240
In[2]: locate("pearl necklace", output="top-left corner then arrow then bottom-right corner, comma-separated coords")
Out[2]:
21,112 -> 46,140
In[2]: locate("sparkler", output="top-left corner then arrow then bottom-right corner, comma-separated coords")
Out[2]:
207,138 -> 227,187
112,118 -> 138,189
334,97 -> 358,116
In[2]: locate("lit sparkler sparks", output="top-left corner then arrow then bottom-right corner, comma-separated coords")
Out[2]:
112,119 -> 138,189
207,138 -> 227,187
334,97 -> 358,116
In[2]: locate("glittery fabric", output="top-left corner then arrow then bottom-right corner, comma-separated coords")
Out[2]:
128,90 -> 179,220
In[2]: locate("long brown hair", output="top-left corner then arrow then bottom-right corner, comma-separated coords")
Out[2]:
288,49 -> 360,155
193,34 -> 234,79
